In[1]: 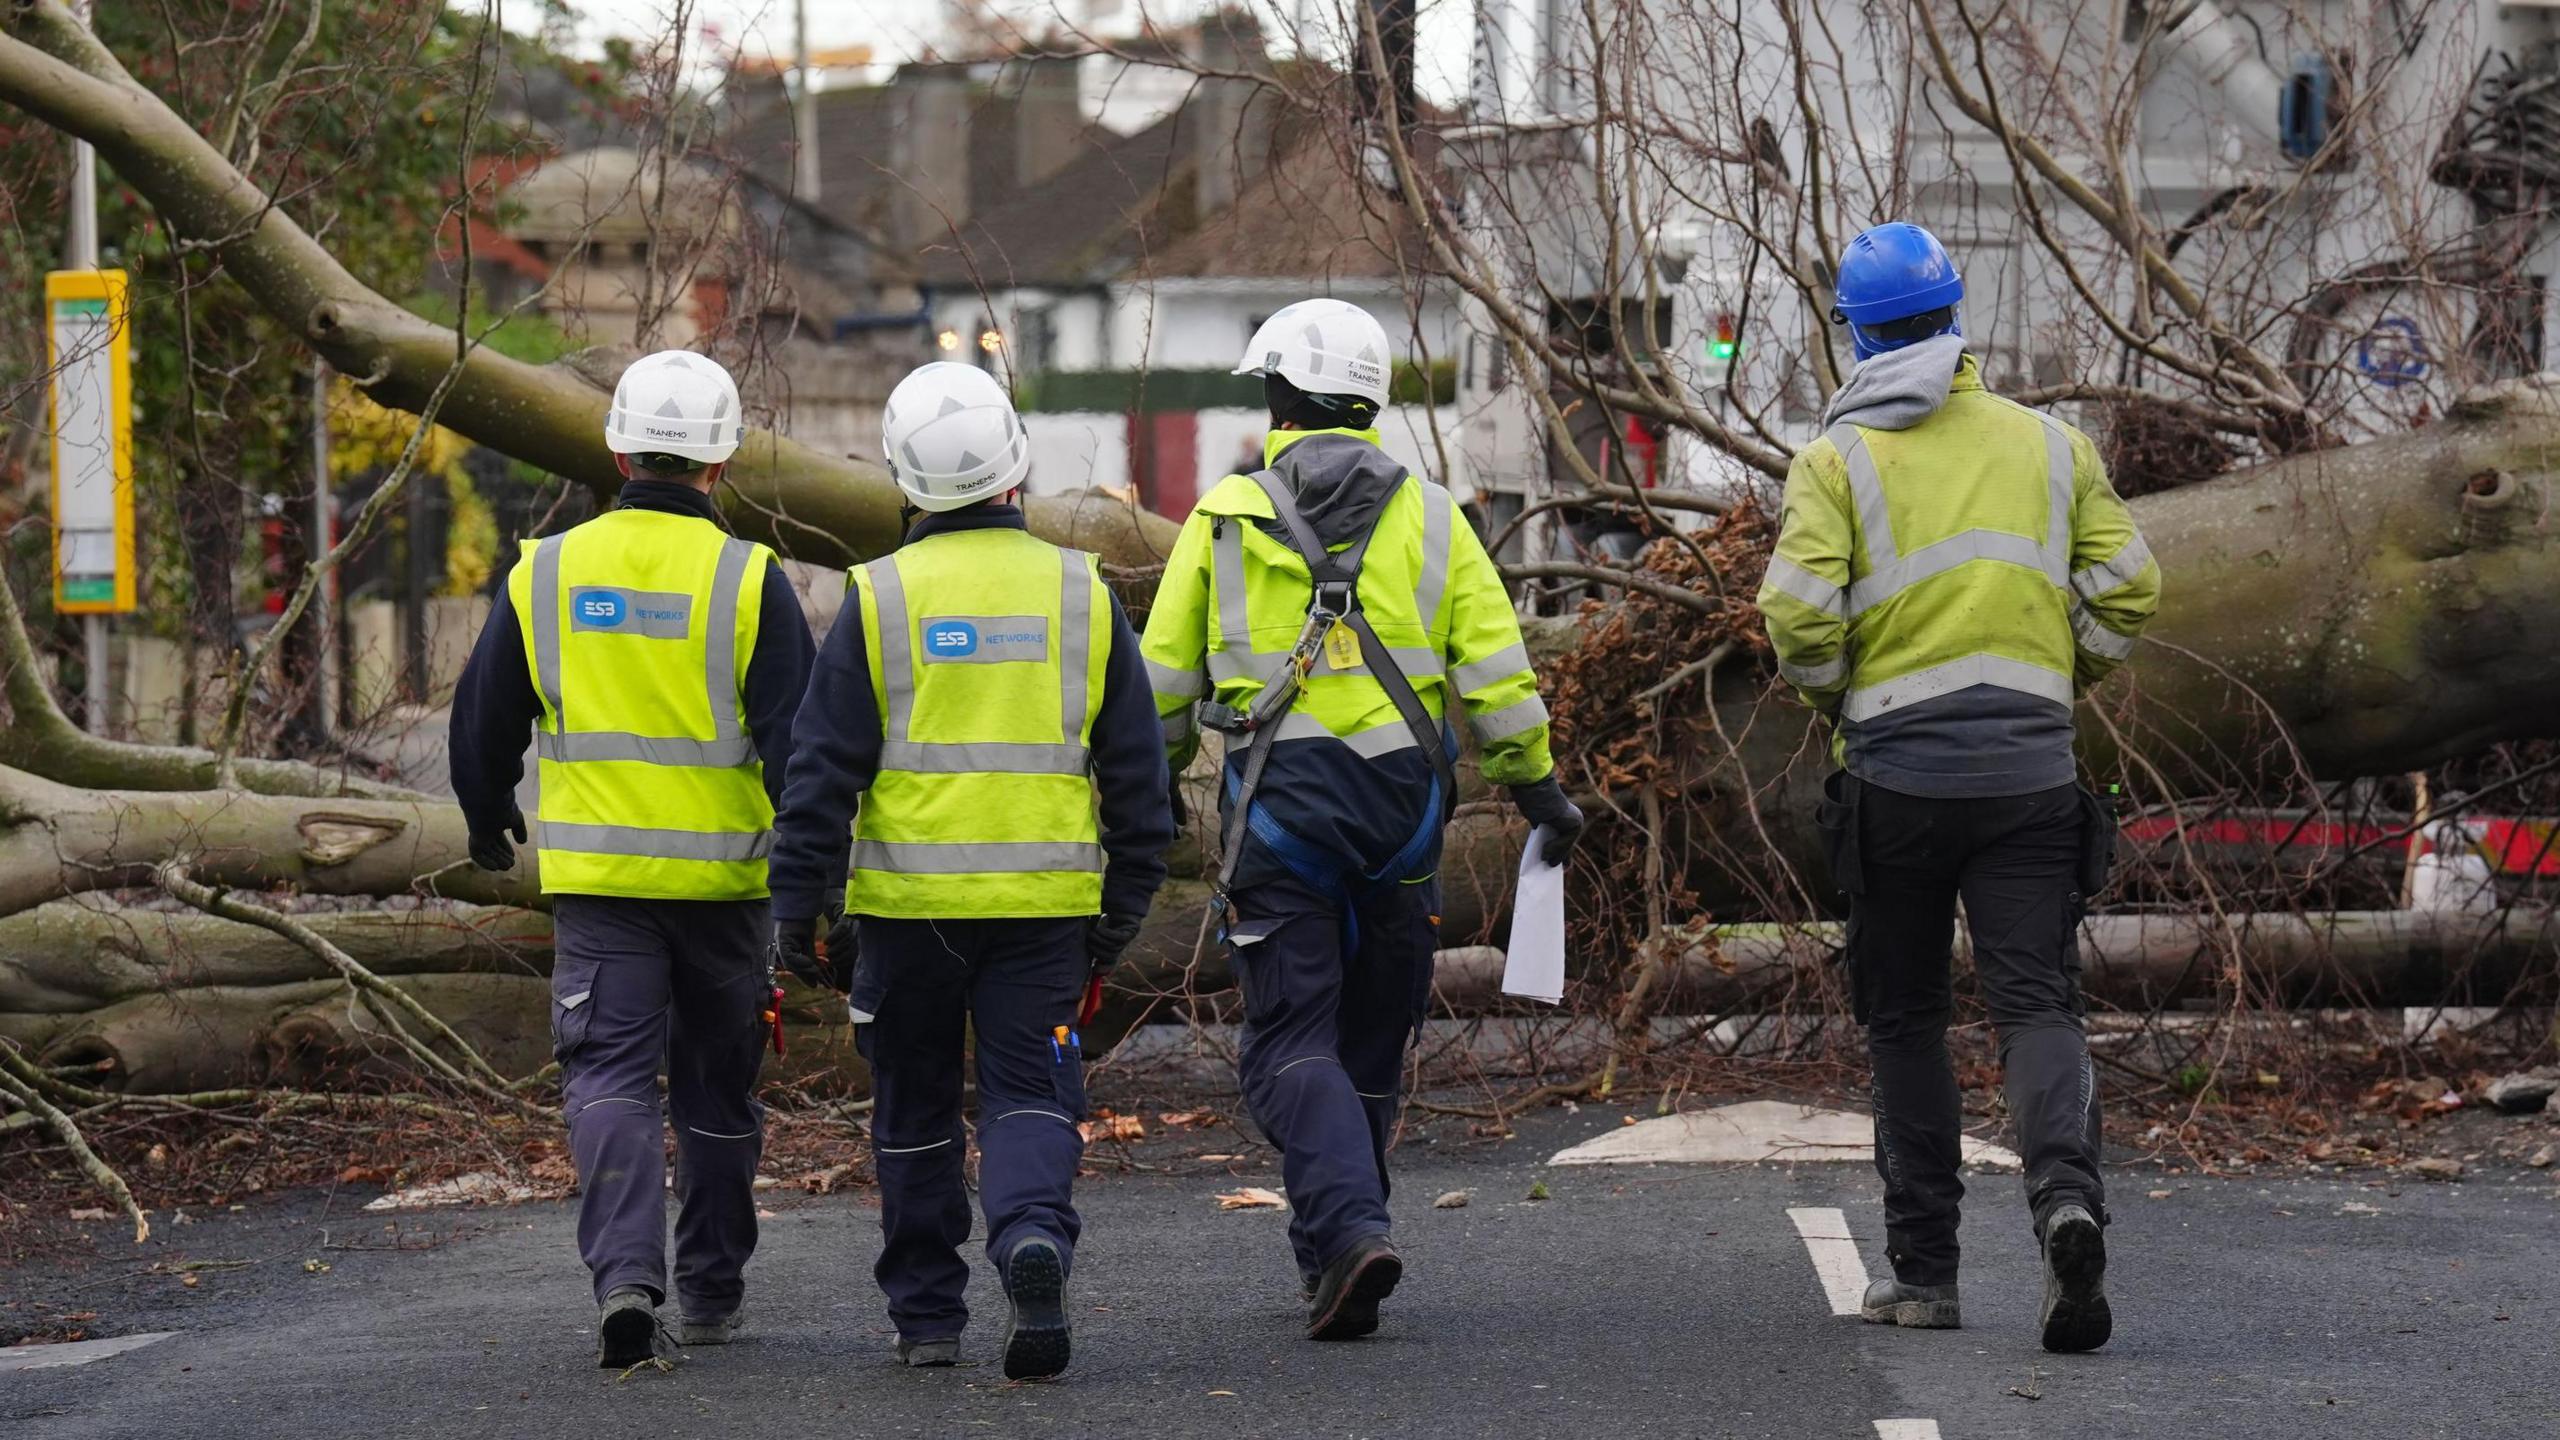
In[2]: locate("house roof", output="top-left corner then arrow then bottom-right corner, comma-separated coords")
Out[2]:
721,62 -> 1446,296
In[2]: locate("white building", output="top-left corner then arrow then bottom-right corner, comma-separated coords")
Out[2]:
1455,0 -> 2560,511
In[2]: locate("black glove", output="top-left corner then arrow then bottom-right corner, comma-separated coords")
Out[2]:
469,808 -> 528,872
824,911 -> 861,992
1509,776 -> 1586,866
1086,913 -> 1144,976
771,916 -> 827,989
1168,782 -> 1190,830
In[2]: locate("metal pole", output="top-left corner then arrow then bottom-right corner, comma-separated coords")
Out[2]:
309,362 -> 336,738
794,0 -> 819,202
68,0 -> 107,735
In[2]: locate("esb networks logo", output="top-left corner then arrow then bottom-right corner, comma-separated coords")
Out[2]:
578,592 -> 627,626
924,621 -> 978,658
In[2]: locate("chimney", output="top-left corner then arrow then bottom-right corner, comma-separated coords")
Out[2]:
1189,16 -> 1276,222
1011,54 -> 1083,189
890,64 -> 973,250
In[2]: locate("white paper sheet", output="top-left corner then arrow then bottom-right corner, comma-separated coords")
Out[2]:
1502,825 -> 1567,1004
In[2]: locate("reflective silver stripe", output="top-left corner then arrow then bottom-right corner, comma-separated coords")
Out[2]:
1271,710 -> 1423,758
1829,424 -> 1897,567
538,820 -> 774,861
1212,520 -> 1251,654
530,534 -> 565,721
1848,528 -> 2058,615
2071,605 -> 2138,661
1840,653 -> 2073,723
1147,657 -> 1207,699
879,739 -> 1089,774
1207,650 -> 1260,683
1450,641 -> 1530,694
536,732 -> 757,766
1316,641 -> 1440,678
1759,556 -> 1846,615
2071,533 -> 2153,600
2039,414 -> 2075,560
1058,549 -> 1092,746
876,1137 -> 955,1155
1469,692 -> 1550,742
1779,654 -> 1849,688
704,537 -> 755,743
1161,710 -> 1196,743
852,838 -> 1105,873
867,557 -> 913,740
988,1108 -> 1078,1127
1414,480 -> 1453,629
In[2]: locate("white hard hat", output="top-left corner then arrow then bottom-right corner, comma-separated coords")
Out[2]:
881,362 -> 1030,512
1234,297 -> 1393,408
604,349 -> 744,466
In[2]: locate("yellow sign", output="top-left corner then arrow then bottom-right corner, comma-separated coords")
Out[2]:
46,269 -> 135,614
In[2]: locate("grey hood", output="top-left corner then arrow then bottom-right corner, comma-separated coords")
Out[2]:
1259,431 -> 1409,554
1820,333 -> 1969,432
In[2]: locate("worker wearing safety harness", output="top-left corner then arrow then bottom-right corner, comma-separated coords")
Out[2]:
764,363 -> 1171,1381
1757,223 -> 2162,1355
450,349 -> 814,1367
1141,299 -> 1584,1342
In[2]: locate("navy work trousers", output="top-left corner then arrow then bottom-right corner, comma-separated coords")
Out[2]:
549,895 -> 769,1313
1227,875 -> 1437,1284
1840,780 -> 2107,1287
852,915 -> 1087,1342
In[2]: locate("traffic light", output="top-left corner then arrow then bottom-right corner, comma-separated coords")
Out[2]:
1709,312 -> 1741,363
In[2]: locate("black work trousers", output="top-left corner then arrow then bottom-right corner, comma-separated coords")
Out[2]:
549,895 -> 769,1312
851,916 -> 1088,1343
1834,778 -> 2105,1287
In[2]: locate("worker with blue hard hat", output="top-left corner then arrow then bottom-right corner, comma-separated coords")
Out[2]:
1829,221 -> 1968,361
1760,220 -> 2164,1354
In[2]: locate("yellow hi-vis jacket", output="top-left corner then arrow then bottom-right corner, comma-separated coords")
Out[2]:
842,525 -> 1112,919
1756,356 -> 2162,724
510,508 -> 778,899
1141,428 -> 1553,788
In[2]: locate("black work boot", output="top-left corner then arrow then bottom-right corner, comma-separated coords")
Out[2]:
677,1305 -> 742,1347
1305,1235 -> 1402,1341
596,1286 -> 660,1368
2037,1204 -> 2112,1353
1860,1277 -> 1961,1329
894,1335 -> 960,1368
1000,1238 -> 1072,1380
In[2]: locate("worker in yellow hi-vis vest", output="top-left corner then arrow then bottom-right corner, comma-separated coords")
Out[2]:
1758,222 -> 2161,1356
764,362 -> 1172,1381
449,350 -> 813,1368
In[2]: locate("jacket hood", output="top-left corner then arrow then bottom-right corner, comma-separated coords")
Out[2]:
1820,334 -> 1971,432
1260,429 -> 1408,553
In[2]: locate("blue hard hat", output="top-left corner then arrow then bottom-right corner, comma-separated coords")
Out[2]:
1831,222 -> 1964,325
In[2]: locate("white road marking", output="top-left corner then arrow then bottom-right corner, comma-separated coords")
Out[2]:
1549,1102 -> 2021,1170
1787,1206 -> 1872,1317
1873,1421 -> 1942,1440
0,1332 -> 176,1373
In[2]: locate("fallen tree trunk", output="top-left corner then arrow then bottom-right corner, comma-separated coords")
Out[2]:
0,3 -> 1178,573
1427,909 -> 2560,1014
0,899 -> 551,1012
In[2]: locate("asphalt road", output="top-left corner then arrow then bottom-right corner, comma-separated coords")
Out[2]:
5,1104 -> 2555,1439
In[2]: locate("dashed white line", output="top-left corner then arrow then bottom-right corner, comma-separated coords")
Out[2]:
1787,1205 -> 1872,1317
1873,1421 -> 1942,1440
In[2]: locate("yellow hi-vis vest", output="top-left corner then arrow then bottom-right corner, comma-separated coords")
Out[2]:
845,526 -> 1112,919
509,507 -> 777,899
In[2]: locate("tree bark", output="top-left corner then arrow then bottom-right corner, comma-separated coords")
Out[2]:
0,763 -> 531,919
0,3 -> 1180,573
0,899 -> 550,1012
1424,908 -> 2560,1014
